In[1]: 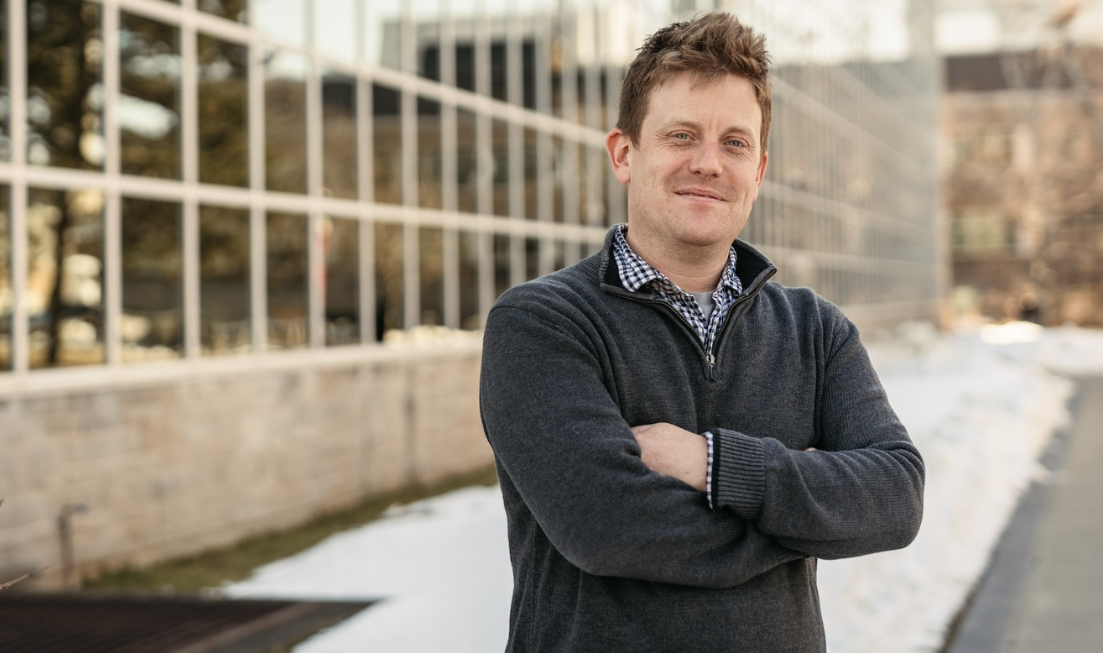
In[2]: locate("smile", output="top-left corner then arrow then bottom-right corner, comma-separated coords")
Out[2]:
675,189 -> 726,201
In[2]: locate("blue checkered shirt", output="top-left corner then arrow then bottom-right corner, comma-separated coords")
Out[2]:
612,224 -> 743,508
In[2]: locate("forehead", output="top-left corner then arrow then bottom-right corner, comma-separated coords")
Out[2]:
643,73 -> 762,134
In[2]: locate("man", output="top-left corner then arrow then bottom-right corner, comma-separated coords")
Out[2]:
479,12 -> 923,652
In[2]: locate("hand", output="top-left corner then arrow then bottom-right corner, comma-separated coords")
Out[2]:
631,423 -> 708,492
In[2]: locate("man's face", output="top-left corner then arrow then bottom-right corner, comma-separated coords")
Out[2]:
607,73 -> 768,255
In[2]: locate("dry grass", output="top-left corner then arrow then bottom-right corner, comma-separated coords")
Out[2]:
83,467 -> 499,593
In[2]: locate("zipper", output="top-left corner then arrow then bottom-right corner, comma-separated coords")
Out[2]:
618,294 -> 723,381
605,263 -> 777,382
706,293 -> 751,381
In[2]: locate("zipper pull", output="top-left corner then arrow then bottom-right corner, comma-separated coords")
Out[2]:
708,352 -> 718,381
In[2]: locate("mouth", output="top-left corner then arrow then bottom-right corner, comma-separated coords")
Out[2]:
674,188 -> 726,201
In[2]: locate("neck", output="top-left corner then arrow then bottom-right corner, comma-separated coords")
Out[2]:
624,228 -> 731,293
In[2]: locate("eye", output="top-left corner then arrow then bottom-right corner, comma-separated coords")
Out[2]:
726,138 -> 747,148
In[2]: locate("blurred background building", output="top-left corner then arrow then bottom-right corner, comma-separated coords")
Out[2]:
0,0 -> 941,587
940,0 -> 1103,326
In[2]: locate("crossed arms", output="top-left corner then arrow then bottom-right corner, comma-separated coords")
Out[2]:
480,290 -> 924,588
633,423 -> 818,492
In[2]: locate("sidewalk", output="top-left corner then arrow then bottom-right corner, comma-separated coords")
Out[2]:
947,376 -> 1103,653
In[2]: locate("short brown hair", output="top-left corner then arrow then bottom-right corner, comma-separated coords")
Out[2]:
616,12 -> 772,153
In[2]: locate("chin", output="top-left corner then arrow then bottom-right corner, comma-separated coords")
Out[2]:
675,223 -> 743,249
675,232 -> 735,250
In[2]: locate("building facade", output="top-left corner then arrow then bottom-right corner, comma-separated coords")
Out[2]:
0,0 -> 941,587
944,47 -> 1103,326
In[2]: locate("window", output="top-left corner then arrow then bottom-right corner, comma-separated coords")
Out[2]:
121,197 -> 182,362
120,12 -> 181,179
198,34 -> 248,186
26,0 -> 103,169
325,218 -> 360,346
200,205 -> 250,356
266,212 -> 308,349
265,51 -> 307,194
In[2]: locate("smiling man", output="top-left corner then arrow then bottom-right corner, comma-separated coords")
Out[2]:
479,12 -> 924,652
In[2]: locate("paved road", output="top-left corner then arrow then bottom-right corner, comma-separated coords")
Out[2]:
947,376 -> 1103,653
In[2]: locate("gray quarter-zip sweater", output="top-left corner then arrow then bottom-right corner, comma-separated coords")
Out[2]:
480,227 -> 924,652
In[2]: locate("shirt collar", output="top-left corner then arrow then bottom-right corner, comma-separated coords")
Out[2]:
612,224 -> 743,296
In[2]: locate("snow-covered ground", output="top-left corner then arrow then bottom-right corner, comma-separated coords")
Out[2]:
225,323 -> 1103,653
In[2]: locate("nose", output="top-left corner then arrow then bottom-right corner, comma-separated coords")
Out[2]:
688,141 -> 723,177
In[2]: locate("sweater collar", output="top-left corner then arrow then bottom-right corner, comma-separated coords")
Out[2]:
597,225 -> 777,298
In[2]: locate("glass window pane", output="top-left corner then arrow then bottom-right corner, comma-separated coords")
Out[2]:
493,233 -> 509,298
26,188 -> 104,369
419,226 -> 442,326
492,119 -> 509,216
575,142 -> 590,225
198,34 -> 248,186
265,51 -> 307,194
520,38 -> 536,110
525,237 -> 539,281
584,145 -> 605,226
583,239 -> 602,258
325,217 -> 359,346
454,40 -> 475,93
553,10 -> 578,122
122,197 -> 182,362
375,222 -> 403,339
559,137 -> 578,225
418,97 -> 442,209
266,212 -> 308,349
372,84 -> 402,204
322,73 -> 357,199
199,0 -> 248,24
458,230 -> 479,330
0,185 -> 10,369
120,12 -> 181,179
1,0 -> 9,162
551,135 -> 564,222
548,238 -> 568,272
524,128 -> 537,219
490,41 -> 507,102
456,109 -> 477,213
26,0 -> 103,169
200,205 -> 250,356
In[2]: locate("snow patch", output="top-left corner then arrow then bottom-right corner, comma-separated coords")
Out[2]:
225,324 -> 1103,652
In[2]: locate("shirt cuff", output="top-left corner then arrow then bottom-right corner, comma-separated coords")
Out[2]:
703,430 -> 715,509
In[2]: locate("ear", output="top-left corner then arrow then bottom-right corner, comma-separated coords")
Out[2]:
606,128 -> 632,184
755,150 -> 768,188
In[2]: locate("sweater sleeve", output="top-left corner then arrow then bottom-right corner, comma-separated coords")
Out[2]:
480,302 -> 806,589
709,302 -> 925,559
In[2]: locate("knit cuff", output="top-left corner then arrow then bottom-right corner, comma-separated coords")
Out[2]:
710,427 -> 766,519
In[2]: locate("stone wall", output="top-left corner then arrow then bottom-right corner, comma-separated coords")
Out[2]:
0,342 -> 490,589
